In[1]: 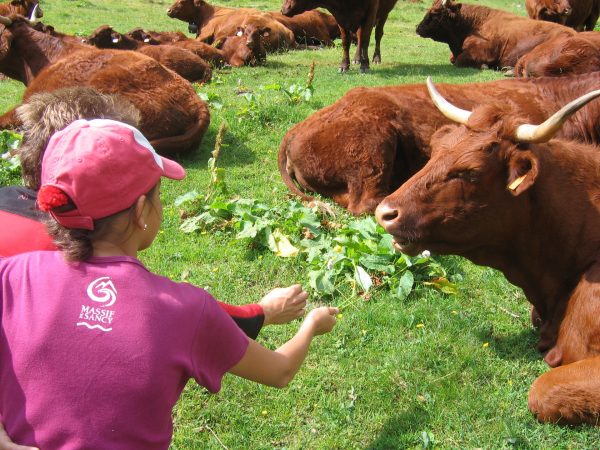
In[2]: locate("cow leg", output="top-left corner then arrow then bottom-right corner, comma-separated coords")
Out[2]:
529,356 -> 600,425
0,108 -> 22,131
338,26 -> 351,73
372,13 -> 389,64
357,2 -> 378,73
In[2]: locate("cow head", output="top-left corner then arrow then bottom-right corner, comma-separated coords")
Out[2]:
10,0 -> 42,20
281,0 -> 316,17
236,25 -> 267,65
533,0 -> 572,24
86,25 -> 124,48
126,28 -> 159,45
167,0 -> 203,23
416,0 -> 464,42
376,78 -> 600,258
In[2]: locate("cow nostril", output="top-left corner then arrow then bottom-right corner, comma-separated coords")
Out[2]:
375,203 -> 399,225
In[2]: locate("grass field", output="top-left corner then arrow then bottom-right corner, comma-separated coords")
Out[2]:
2,0 -> 599,448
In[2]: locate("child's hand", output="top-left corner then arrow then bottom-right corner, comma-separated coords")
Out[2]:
0,423 -> 38,450
304,306 -> 339,336
260,284 -> 308,325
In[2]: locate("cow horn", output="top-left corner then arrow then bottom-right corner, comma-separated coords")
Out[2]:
0,15 -> 12,26
29,4 -> 39,22
426,76 -> 471,124
515,89 -> 600,143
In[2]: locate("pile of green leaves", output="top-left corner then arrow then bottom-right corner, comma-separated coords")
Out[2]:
175,123 -> 456,305
0,130 -> 22,187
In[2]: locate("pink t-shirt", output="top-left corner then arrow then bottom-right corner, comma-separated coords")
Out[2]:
0,251 -> 249,450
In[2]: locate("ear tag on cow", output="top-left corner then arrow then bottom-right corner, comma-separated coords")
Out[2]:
112,38 -> 119,44
144,38 -> 150,43
508,174 -> 527,191
237,30 -> 243,37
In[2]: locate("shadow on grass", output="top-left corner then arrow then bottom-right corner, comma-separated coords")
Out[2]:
366,406 -> 431,449
371,63 -> 484,80
476,327 -> 542,363
177,125 -> 257,170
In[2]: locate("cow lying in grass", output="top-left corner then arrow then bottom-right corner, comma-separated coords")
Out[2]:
515,32 -> 600,78
416,0 -> 575,70
279,72 -> 600,215
0,15 -> 209,156
86,25 -> 212,83
376,78 -> 600,425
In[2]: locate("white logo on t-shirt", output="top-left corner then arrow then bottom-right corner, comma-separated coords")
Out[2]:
76,277 -> 117,332
87,276 -> 118,307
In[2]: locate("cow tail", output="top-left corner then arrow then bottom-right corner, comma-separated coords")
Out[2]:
278,135 -> 313,202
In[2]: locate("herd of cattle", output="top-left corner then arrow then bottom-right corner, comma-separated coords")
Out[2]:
1,0 -> 600,430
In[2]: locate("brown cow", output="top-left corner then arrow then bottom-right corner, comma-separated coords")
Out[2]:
279,72 -> 600,215
0,15 -> 210,156
281,0 -> 399,72
166,0 -> 296,52
166,0 -> 338,48
526,0 -> 600,30
86,25 -> 212,83
375,78 -> 600,425
125,28 -> 226,67
515,32 -> 600,77
0,0 -> 41,19
269,10 -> 339,46
416,0 -> 575,70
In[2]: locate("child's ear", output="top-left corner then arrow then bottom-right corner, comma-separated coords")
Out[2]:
134,195 -> 148,230
507,151 -> 538,196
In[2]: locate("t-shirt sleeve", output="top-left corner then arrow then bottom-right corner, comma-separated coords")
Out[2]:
190,296 -> 249,393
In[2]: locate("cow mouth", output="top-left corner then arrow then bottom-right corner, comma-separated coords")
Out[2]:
390,237 -> 426,256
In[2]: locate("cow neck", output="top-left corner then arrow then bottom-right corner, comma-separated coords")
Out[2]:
197,2 -> 218,28
5,22 -> 83,85
483,142 -> 600,326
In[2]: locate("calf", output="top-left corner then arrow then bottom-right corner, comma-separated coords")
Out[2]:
375,78 -> 600,425
416,0 -> 575,69
281,0 -> 399,72
526,0 -> 600,30
0,15 -> 210,156
86,25 -> 212,83
279,72 -> 600,215
515,32 -> 600,77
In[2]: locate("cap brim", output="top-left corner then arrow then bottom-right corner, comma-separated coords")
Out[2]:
160,156 -> 186,180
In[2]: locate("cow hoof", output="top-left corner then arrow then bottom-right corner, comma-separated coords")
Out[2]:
359,66 -> 370,74
480,64 -> 489,70
338,66 -> 349,73
372,56 -> 381,64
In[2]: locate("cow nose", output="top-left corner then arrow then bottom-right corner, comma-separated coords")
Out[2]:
564,7 -> 572,15
375,202 -> 399,229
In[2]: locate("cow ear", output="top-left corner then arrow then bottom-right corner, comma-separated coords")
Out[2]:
506,151 -> 538,196
214,38 -> 225,49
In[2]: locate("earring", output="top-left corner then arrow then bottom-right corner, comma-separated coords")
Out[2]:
143,224 -> 148,231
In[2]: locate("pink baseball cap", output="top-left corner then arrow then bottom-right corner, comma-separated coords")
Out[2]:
39,119 -> 186,230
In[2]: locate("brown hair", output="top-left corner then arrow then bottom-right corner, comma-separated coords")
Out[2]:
45,185 -> 159,262
16,87 -> 141,190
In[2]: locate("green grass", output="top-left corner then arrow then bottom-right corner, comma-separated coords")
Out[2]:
2,0 -> 599,447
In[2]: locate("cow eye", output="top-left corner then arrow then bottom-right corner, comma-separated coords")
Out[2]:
448,170 -> 478,183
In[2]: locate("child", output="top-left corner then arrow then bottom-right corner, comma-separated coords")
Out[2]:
0,87 -> 305,338
0,119 -> 339,449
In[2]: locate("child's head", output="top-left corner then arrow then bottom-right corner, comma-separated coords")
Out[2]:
17,87 -> 141,190
37,119 -> 185,261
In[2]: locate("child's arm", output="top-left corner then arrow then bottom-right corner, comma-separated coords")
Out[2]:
0,423 -> 38,450
228,306 -> 338,388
